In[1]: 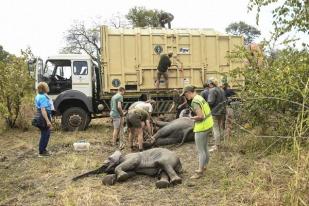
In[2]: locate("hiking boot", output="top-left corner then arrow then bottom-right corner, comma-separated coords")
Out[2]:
38,151 -> 51,157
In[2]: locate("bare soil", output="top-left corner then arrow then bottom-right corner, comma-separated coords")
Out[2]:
0,119 -> 308,206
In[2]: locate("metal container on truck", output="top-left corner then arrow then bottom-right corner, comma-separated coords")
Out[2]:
100,26 -> 244,93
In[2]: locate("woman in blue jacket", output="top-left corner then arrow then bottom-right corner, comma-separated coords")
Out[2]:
35,82 -> 53,156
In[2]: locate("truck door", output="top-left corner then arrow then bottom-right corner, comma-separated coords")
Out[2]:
72,60 -> 92,97
28,57 -> 43,88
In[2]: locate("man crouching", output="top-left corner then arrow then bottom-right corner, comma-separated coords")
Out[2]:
126,108 -> 150,152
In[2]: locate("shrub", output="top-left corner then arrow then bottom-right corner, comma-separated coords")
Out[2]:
0,51 -> 33,128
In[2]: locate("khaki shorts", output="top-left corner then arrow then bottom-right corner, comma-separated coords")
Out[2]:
126,113 -> 146,128
157,71 -> 168,81
112,117 -> 121,129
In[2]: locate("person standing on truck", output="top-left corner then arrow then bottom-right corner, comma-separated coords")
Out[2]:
207,78 -> 227,152
110,87 -> 126,146
156,51 -> 173,89
180,85 -> 213,179
159,12 -> 174,29
126,108 -> 150,152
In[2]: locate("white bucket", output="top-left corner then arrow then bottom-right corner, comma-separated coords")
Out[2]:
73,141 -> 90,151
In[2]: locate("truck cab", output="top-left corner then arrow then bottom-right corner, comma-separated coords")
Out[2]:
29,54 -> 103,131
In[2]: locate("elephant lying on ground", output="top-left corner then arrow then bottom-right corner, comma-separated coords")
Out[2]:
147,117 -> 194,147
72,148 -> 182,188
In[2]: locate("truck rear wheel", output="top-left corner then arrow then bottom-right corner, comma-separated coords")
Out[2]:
61,107 -> 88,131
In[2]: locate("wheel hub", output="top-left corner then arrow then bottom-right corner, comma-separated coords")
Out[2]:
69,114 -> 82,127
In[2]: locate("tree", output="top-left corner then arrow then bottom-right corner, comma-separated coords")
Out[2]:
0,45 -> 9,62
0,46 -> 32,128
126,7 -> 165,27
225,21 -> 261,45
61,21 -> 101,69
108,13 -> 130,28
248,0 -> 309,39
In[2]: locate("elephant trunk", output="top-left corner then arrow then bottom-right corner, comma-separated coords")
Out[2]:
72,164 -> 108,181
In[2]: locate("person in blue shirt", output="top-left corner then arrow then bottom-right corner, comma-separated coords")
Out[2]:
200,82 -> 210,102
35,82 -> 53,157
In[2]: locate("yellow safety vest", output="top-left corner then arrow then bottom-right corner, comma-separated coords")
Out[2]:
191,95 -> 213,132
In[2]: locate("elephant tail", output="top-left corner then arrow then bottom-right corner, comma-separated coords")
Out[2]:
72,165 -> 106,181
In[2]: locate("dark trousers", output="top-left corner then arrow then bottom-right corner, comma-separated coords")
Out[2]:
39,127 -> 51,154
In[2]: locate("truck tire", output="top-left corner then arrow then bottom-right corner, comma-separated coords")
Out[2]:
61,107 -> 88,131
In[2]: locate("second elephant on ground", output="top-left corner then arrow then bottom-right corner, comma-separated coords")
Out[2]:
147,117 -> 194,147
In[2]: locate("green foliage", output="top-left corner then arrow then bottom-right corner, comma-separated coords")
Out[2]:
0,46 -> 32,128
126,7 -> 165,27
225,21 -> 261,44
248,0 -> 309,39
0,45 -> 10,62
230,46 -> 309,136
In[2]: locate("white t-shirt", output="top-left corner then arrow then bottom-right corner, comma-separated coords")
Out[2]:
129,102 -> 153,113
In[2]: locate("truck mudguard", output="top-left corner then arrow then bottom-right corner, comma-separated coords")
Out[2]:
53,90 -> 93,113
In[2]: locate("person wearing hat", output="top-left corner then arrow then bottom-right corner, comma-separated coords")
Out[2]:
156,51 -> 173,89
181,85 -> 213,179
207,78 -> 227,152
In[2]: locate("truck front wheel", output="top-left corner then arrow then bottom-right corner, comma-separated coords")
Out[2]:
61,107 -> 88,131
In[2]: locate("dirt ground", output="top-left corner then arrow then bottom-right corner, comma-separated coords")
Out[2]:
0,119 -> 308,206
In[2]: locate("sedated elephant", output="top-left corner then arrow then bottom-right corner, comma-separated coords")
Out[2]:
147,117 -> 194,147
72,148 -> 182,188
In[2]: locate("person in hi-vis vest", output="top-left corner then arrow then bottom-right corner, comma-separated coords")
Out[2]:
180,85 -> 213,179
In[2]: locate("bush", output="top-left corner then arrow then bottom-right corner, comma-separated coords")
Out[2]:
0,48 -> 33,129
230,46 -> 309,137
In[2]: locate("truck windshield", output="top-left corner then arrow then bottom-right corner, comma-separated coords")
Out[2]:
41,59 -> 72,95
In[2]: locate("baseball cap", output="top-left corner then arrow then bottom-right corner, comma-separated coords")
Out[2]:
180,85 -> 195,96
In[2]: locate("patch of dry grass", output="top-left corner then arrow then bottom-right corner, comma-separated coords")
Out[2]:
0,119 -> 308,205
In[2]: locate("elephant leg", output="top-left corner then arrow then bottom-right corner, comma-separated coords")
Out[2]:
115,158 -> 139,182
155,171 -> 170,189
150,128 -> 172,143
163,164 -> 182,185
154,120 -> 170,128
103,171 -> 136,185
102,174 -> 117,185
155,138 -> 179,146
177,128 -> 193,146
